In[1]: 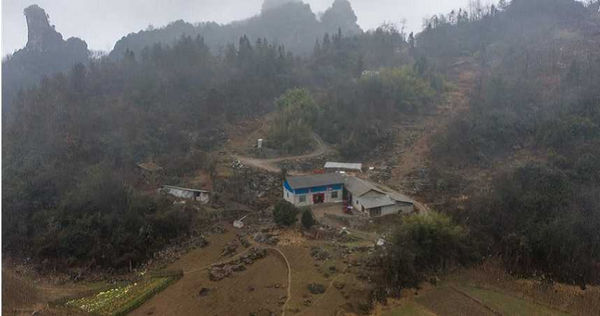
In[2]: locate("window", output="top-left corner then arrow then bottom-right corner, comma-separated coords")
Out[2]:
286,192 -> 289,198
331,191 -> 338,199
299,195 -> 306,203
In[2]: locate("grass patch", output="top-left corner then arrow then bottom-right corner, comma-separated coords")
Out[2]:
382,301 -> 436,316
458,285 -> 568,316
59,271 -> 182,316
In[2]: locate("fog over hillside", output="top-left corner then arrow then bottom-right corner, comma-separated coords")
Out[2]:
2,0 -> 498,56
2,0 -> 600,315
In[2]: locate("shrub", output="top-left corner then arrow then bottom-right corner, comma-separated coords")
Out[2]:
301,208 -> 316,229
467,163 -> 600,285
273,199 -> 298,226
375,212 -> 472,293
307,283 -> 326,294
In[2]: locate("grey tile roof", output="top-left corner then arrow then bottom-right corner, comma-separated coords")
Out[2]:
286,173 -> 345,189
286,174 -> 414,205
360,195 -> 398,209
344,176 -> 385,197
345,177 -> 414,204
324,162 -> 363,171
162,185 -> 209,193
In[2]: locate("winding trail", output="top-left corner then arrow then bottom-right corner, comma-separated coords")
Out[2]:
266,247 -> 293,316
182,243 -> 293,316
233,133 -> 331,174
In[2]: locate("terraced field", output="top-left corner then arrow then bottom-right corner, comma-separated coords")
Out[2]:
380,285 -> 568,316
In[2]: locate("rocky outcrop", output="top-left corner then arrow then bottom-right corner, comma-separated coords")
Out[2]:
110,0 -> 362,58
320,0 -> 362,35
261,0 -> 302,13
23,5 -> 63,51
2,5 -> 89,116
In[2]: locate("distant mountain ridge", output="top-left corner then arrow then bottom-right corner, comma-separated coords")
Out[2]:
110,0 -> 362,58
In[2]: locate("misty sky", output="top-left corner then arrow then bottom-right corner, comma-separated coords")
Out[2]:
2,0 -> 497,56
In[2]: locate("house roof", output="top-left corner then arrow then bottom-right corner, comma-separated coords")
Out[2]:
162,185 -> 209,193
324,162 -> 363,171
345,176 -> 414,204
360,195 -> 398,209
286,174 -> 345,189
344,176 -> 385,197
137,161 -> 163,172
387,191 -> 414,204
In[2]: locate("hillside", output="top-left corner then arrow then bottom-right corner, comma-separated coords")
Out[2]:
408,0 -> 600,286
2,0 -> 600,315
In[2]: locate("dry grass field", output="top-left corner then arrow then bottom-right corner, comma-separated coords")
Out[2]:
4,223 -> 599,316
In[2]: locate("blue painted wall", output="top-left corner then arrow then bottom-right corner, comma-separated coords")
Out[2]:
283,180 -> 343,194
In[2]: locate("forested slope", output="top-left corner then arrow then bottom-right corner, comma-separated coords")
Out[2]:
417,0 -> 600,286
110,0 -> 361,58
3,23 -> 439,271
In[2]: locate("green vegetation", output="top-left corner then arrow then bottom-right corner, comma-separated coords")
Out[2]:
301,208 -> 316,229
63,273 -> 181,316
314,66 -> 442,160
374,212 -> 473,295
273,199 -> 299,226
422,0 -> 600,285
458,286 -> 568,316
3,22 -> 435,270
382,301 -> 435,316
268,88 -> 320,154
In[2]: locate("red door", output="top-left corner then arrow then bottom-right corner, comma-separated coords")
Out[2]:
313,193 -> 325,204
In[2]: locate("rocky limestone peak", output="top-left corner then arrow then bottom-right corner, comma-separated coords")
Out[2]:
261,0 -> 302,13
24,4 -> 63,51
321,0 -> 361,34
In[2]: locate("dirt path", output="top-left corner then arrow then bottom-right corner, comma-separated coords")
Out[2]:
267,247 -> 293,316
233,133 -> 331,174
387,58 -> 479,190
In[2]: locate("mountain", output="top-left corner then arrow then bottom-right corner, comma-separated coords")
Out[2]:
2,5 -> 89,115
110,0 -> 362,58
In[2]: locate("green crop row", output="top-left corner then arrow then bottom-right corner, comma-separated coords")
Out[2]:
55,270 -> 183,316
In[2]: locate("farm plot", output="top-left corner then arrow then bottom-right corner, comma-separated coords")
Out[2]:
457,285 -> 568,316
61,273 -> 181,316
415,286 -> 497,316
381,301 -> 436,316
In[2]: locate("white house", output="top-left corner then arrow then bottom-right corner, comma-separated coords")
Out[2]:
283,174 -> 414,217
161,185 -> 210,204
283,174 -> 345,207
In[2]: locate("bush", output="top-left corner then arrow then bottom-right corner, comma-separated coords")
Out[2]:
273,199 -> 298,226
467,163 -> 600,285
375,212 -> 472,293
307,283 -> 326,294
301,208 -> 315,229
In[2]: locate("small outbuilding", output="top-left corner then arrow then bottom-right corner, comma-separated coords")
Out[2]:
161,185 -> 210,204
343,176 -> 414,217
324,162 -> 363,173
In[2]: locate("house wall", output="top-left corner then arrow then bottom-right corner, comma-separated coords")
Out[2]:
353,196 -> 364,212
397,202 -> 414,214
374,202 -> 414,217
353,191 -> 383,213
197,192 -> 210,204
283,181 -> 343,207
380,204 -> 402,216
